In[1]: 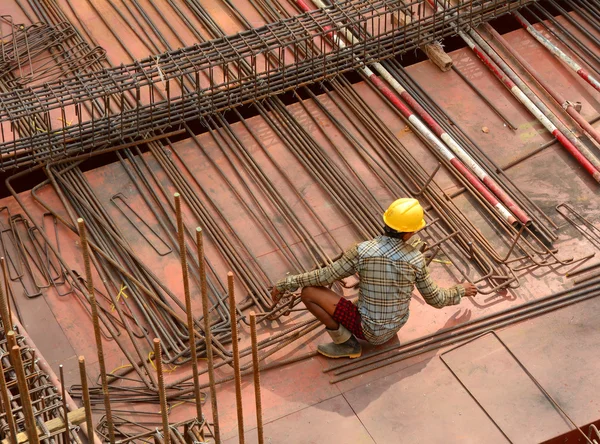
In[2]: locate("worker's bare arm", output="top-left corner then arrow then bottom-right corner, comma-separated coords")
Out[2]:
271,245 -> 359,303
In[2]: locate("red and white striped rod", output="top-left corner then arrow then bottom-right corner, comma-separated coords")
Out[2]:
294,0 -> 519,225
466,29 -> 600,177
459,30 -> 600,183
424,0 -> 600,183
366,69 -> 517,225
485,23 -> 600,150
310,0 -> 530,224
513,11 -> 600,93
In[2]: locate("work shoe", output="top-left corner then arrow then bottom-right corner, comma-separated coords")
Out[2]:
317,325 -> 362,358
317,335 -> 362,359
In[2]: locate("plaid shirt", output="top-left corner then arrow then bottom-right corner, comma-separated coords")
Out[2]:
276,235 -> 465,344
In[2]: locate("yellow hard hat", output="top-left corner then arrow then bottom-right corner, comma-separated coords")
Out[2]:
382,198 -> 427,232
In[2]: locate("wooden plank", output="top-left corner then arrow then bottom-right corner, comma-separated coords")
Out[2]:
391,12 -> 453,71
2,407 -> 86,444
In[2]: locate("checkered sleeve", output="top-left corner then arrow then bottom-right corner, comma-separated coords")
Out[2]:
276,245 -> 359,292
413,253 -> 464,308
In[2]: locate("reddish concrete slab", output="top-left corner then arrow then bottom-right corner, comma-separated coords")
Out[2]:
343,295 -> 600,443
342,352 -> 509,444
223,395 -> 376,444
0,1 -> 599,442
204,353 -> 342,440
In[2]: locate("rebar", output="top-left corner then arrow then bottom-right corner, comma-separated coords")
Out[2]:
249,313 -> 264,444
0,0 -> 534,170
440,331 -> 594,444
154,338 -> 171,444
325,276 -> 600,382
59,365 -> 70,443
0,353 -> 18,444
10,344 -> 40,444
174,193 -> 204,433
228,272 -> 245,444
197,228 -> 220,444
76,218 -> 115,443
78,356 -> 94,443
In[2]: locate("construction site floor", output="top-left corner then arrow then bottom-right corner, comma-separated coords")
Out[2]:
1,3 -> 600,443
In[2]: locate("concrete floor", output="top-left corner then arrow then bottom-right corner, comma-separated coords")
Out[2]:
1,1 -> 600,442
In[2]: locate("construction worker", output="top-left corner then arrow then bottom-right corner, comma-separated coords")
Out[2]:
271,198 -> 478,359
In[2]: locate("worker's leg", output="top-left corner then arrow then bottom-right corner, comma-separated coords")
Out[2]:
301,286 -> 362,358
300,286 -> 342,330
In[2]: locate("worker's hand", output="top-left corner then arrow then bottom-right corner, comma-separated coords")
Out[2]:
462,282 -> 478,297
270,286 -> 281,304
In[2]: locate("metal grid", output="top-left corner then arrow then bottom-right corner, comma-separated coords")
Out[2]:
0,0 -> 534,170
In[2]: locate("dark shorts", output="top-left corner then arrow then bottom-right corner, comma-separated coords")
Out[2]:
332,298 -> 366,340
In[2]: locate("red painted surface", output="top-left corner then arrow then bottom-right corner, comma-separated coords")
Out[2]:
472,45 -> 517,90
368,73 -> 413,119
554,130 -> 600,182
1,2 -> 599,443
578,68 -> 600,92
400,90 -> 444,134
470,38 -> 600,183
400,88 -> 531,225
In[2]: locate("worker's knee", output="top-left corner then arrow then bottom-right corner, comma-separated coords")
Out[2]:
300,286 -> 318,304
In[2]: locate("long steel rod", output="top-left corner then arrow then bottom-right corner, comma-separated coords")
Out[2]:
59,364 -> 70,443
228,272 -> 245,444
484,23 -> 600,147
197,228 -> 221,444
513,11 -> 600,91
174,193 -> 204,432
0,0 -> 528,116
249,313 -> 264,444
78,356 -> 94,443
326,275 -> 600,378
10,344 -> 40,444
310,0 -> 531,226
154,338 -> 171,444
455,28 -> 600,182
76,218 -> 115,443
0,354 -> 18,444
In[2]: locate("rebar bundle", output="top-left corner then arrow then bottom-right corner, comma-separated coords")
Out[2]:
1,0 -> 600,442
0,325 -> 83,443
0,0 -> 534,170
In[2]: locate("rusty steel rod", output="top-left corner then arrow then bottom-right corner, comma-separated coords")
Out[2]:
249,313 -> 264,444
243,0 -> 547,293
197,228 -> 221,444
4,1 -> 596,439
308,0 -> 529,226
484,23 -> 600,147
76,218 -> 116,443
423,0 -> 600,184
451,64 -> 518,130
5,330 -> 17,355
0,354 -> 18,444
154,338 -> 171,444
174,193 -> 204,434
0,258 -> 13,330
59,364 -> 70,443
461,33 -> 600,181
326,276 -> 600,382
78,356 -> 95,443
513,11 -> 600,93
10,345 -> 40,444
0,0 -> 534,170
0,258 -> 11,333
228,272 -> 245,444
9,313 -> 102,443
445,13 -> 600,183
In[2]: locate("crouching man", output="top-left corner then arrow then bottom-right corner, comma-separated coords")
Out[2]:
271,198 -> 477,358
